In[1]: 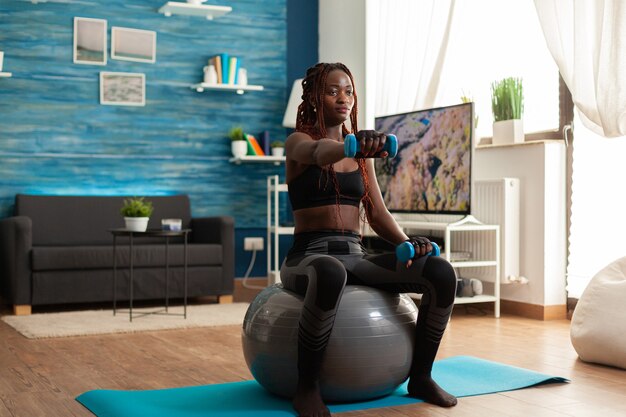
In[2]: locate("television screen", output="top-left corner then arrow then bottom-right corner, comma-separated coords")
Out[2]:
374,102 -> 473,214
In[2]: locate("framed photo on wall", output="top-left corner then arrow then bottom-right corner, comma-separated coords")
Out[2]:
100,72 -> 146,106
73,17 -> 107,65
111,27 -> 157,63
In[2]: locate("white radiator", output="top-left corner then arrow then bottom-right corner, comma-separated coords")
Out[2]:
379,178 -> 520,285
472,178 -> 520,283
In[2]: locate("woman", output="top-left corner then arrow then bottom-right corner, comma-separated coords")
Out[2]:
282,62 -> 458,417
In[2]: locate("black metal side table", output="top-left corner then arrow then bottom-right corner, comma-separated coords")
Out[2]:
110,228 -> 191,322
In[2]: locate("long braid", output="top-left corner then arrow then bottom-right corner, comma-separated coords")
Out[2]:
294,63 -> 374,229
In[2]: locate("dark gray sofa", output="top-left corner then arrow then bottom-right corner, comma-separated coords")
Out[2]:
0,194 -> 234,315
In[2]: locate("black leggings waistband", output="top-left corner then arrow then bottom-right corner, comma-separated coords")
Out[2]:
289,230 -> 365,258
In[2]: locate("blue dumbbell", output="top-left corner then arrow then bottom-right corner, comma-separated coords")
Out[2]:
344,133 -> 398,158
396,241 -> 440,262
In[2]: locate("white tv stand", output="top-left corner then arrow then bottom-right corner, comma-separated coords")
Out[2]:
395,215 -> 500,317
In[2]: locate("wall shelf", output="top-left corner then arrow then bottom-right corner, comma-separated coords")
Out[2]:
0,72 -> 12,78
230,155 -> 285,165
158,2 -> 232,20
191,83 -> 264,94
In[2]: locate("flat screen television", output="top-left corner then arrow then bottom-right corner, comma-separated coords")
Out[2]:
374,102 -> 473,215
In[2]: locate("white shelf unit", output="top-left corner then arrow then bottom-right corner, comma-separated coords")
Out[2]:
267,175 -> 294,284
158,2 -> 232,20
191,83 -> 264,95
230,155 -> 285,165
265,176 -> 500,316
0,72 -> 12,78
397,215 -> 501,317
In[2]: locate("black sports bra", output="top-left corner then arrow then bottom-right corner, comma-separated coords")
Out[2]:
288,165 -> 364,210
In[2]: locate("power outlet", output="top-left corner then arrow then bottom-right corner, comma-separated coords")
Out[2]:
244,237 -> 264,251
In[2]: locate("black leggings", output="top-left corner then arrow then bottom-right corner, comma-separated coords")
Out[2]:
280,231 -> 457,382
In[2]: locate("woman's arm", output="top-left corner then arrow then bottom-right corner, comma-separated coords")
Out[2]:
364,159 -> 432,261
285,132 -> 345,166
363,159 -> 408,245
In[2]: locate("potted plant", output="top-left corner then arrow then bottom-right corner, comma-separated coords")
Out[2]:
228,126 -> 248,158
491,77 -> 524,145
120,197 -> 154,232
270,140 -> 285,157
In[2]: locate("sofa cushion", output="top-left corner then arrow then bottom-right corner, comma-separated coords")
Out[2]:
31,244 -> 222,271
15,194 -> 192,245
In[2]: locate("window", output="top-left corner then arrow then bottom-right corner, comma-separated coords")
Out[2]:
435,0 -> 560,141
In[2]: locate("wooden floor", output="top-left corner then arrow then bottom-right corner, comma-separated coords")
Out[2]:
1,303 -> 625,417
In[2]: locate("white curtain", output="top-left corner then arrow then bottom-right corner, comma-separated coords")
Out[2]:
372,0 -> 456,116
534,0 -> 626,138
535,0 -> 626,297
567,114 -> 626,298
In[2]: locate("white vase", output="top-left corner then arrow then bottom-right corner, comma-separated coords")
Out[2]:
271,147 -> 284,157
492,119 -> 524,146
232,140 -> 248,158
124,217 -> 149,232
203,64 -> 218,84
237,68 -> 248,86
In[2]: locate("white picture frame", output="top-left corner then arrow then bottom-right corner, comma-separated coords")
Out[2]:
100,72 -> 146,107
73,17 -> 107,65
111,27 -> 157,63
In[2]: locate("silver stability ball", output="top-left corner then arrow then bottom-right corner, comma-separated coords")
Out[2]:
241,284 -> 418,403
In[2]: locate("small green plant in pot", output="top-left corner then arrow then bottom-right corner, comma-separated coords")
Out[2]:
120,197 -> 154,232
270,140 -> 285,157
491,77 -> 524,145
229,126 -> 248,158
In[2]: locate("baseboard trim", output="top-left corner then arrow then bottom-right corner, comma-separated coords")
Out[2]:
234,277 -> 269,289
500,300 -> 567,320
234,277 -> 268,302
234,281 -> 568,321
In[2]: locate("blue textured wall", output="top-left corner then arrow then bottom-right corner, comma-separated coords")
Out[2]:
0,0 -> 322,278
0,0 -> 286,228
287,0 -> 318,87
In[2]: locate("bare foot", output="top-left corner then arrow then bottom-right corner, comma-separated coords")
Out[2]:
407,374 -> 457,407
292,382 -> 331,417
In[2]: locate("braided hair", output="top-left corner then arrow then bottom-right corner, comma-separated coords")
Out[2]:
294,62 -> 374,227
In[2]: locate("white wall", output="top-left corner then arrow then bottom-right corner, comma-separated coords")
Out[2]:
318,0 -> 372,129
475,141 -> 567,306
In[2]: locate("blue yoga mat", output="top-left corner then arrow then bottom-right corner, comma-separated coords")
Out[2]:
76,356 -> 568,417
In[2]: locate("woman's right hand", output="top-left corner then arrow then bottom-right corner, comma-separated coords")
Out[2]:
355,130 -> 387,158
406,236 -> 433,268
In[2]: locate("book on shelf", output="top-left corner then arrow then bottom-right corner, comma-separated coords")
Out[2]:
207,53 -> 241,85
212,55 -> 223,84
219,53 -> 229,84
259,130 -> 271,155
245,134 -> 265,156
228,56 -> 239,84
207,53 -> 253,87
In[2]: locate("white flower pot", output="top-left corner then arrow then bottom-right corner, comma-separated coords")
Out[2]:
124,217 -> 149,232
492,119 -> 524,146
271,147 -> 284,157
232,140 -> 248,158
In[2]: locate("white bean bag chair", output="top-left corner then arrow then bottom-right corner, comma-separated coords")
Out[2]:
571,256 -> 626,369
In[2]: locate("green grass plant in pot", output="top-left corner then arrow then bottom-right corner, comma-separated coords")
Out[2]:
491,77 -> 524,145
120,197 -> 154,232
229,126 -> 248,158
270,140 -> 285,157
